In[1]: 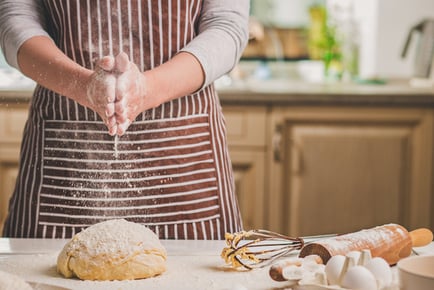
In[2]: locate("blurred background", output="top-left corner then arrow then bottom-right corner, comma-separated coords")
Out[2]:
235,0 -> 434,84
1,0 -> 434,86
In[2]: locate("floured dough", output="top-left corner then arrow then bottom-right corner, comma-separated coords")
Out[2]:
57,219 -> 167,281
0,271 -> 33,290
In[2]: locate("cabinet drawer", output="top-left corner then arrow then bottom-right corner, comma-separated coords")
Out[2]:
223,106 -> 267,147
0,106 -> 28,143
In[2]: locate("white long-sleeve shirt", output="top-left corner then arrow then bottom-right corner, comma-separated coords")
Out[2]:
0,0 -> 249,87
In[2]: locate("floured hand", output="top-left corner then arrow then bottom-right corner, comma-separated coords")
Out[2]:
86,55 -> 118,136
113,52 -> 151,136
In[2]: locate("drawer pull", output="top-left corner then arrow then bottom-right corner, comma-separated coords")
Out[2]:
273,124 -> 283,162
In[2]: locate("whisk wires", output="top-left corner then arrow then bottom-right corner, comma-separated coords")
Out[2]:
221,229 -> 304,270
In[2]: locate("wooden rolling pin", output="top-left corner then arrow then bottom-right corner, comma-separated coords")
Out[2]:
298,224 -> 433,266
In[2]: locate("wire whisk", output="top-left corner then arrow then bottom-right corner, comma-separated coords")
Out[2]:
221,229 -> 305,270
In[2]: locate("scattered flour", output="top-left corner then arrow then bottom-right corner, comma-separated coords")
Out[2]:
114,135 -> 119,158
0,270 -> 33,290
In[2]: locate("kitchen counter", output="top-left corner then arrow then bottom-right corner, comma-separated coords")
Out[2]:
215,79 -> 434,107
0,238 -> 433,290
1,79 -> 434,107
0,238 -> 282,290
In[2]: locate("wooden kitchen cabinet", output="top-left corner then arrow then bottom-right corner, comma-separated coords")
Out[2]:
0,103 -> 28,234
267,106 -> 434,237
2,89 -> 434,239
223,106 -> 268,230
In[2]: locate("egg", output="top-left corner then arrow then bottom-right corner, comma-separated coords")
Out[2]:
365,257 -> 392,288
324,255 -> 346,285
341,265 -> 378,290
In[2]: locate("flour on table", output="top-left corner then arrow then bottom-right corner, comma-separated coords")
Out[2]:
0,270 -> 33,290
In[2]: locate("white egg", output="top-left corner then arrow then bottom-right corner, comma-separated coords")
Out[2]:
365,257 -> 392,288
341,265 -> 378,290
325,255 -> 346,285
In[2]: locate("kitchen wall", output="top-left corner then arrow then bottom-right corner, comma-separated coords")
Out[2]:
250,0 -> 318,28
2,1 -> 434,81
353,0 -> 434,79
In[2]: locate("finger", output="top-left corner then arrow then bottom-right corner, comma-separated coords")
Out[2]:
105,115 -> 117,136
115,83 -> 125,103
106,115 -> 117,128
115,71 -> 131,109
117,119 -> 131,136
105,74 -> 117,103
116,113 -> 128,124
97,55 -> 115,71
108,124 -> 117,136
114,100 -> 127,122
105,102 -> 115,118
115,52 -> 130,73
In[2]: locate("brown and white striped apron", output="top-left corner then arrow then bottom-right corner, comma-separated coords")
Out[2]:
3,0 -> 243,239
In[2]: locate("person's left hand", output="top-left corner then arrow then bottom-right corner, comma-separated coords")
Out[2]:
112,52 -> 152,136
85,55 -> 118,136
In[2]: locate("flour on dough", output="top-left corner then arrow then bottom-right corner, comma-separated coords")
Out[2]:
57,219 -> 167,281
0,270 -> 33,290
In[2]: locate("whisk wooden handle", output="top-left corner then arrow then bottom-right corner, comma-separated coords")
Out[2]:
299,224 -> 433,266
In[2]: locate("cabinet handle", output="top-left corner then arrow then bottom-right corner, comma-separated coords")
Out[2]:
290,138 -> 303,175
273,124 -> 283,162
273,124 -> 303,174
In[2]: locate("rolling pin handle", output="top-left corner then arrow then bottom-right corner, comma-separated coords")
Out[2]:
409,228 -> 433,247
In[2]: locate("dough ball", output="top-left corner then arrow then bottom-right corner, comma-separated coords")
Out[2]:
57,219 -> 167,281
0,271 -> 32,290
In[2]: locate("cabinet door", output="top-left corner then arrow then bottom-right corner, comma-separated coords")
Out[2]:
223,106 -> 267,230
268,107 -> 433,237
0,166 -> 18,234
0,104 -> 28,233
230,150 -> 266,230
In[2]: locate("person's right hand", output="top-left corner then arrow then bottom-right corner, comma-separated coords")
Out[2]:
85,56 -> 118,136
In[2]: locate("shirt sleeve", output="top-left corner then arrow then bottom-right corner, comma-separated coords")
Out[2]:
180,0 -> 250,88
0,0 -> 51,70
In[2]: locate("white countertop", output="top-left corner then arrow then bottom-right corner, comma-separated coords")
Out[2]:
0,238 -> 433,290
0,238 -> 284,290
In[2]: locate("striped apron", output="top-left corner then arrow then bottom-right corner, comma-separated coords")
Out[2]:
3,0 -> 243,239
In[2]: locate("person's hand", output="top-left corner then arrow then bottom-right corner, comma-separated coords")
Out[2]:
113,52 -> 150,136
85,56 -> 118,136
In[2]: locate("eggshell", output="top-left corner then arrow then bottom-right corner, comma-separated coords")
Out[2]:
282,265 -> 304,281
365,257 -> 392,288
325,255 -> 346,285
341,265 -> 377,290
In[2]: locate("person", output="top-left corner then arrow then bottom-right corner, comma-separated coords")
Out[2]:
0,0 -> 249,239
